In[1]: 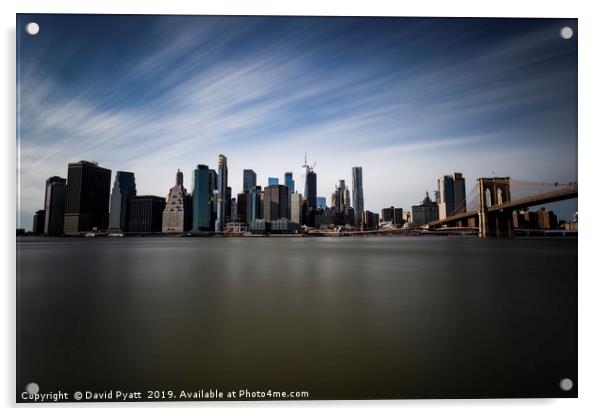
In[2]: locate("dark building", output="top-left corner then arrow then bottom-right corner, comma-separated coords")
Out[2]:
411,191 -> 439,226
381,206 -> 404,225
108,171 -> 136,232
237,192 -> 249,224
32,210 -> 45,234
284,172 -> 295,193
264,184 -> 290,221
128,195 -> 165,233
243,169 -> 257,193
63,161 -> 112,234
225,186 -> 232,224
303,169 -> 317,227
43,176 -> 66,235
192,165 -> 212,231
362,211 -> 380,229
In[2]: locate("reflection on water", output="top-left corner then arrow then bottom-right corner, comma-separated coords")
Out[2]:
17,237 -> 577,400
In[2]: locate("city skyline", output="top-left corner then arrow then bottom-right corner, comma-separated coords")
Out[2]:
17,15 -> 577,230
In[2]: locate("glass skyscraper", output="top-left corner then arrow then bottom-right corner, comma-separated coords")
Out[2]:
215,154 -> 228,232
243,169 -> 257,193
268,177 -> 279,186
352,166 -> 364,226
108,171 -> 136,232
43,176 -> 66,235
192,165 -> 211,231
284,172 -> 294,193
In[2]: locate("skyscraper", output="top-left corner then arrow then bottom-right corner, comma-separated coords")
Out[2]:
302,154 -> 317,226
316,197 -> 327,210
352,167 -> 364,226
192,165 -> 212,231
215,154 -> 228,232
268,177 -> 279,186
43,176 -> 66,235
331,180 -> 349,214
243,169 -> 257,193
63,161 -> 112,234
290,192 -> 302,224
284,172 -> 295,193
108,171 -> 136,232
32,210 -> 45,234
128,195 -> 165,233
438,172 -> 467,219
264,184 -> 290,221
162,169 -> 192,233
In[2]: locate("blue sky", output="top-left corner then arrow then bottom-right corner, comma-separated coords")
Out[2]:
17,15 -> 577,229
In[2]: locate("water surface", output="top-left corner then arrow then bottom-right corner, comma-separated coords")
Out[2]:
17,236 -> 577,400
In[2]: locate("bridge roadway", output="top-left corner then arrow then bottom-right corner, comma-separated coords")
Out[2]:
428,185 -> 578,228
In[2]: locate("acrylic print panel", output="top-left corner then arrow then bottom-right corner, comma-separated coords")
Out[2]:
16,14 -> 578,402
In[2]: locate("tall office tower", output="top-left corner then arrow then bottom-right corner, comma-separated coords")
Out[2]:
290,192 -> 303,224
237,193 -> 248,223
284,172 -> 295,193
63,160 -> 112,234
268,177 -> 279,186
438,172 -> 467,219
263,184 -> 290,221
247,187 -> 262,224
208,168 -> 218,229
108,171 -> 136,232
316,197 -> 327,210
215,154 -> 228,232
43,176 -> 66,235
32,210 -> 45,234
453,172 -> 466,213
229,196 -> 236,223
352,167 -> 364,226
192,165 -> 212,231
243,169 -> 257,193
128,195 -> 165,233
225,187 -> 232,223
304,170 -> 317,226
162,169 -> 191,233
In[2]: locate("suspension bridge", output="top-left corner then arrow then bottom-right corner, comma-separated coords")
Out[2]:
428,178 -> 578,237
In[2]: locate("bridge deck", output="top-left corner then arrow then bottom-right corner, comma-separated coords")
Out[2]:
429,185 -> 577,228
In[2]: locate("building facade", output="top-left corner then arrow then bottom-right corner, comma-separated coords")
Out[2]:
43,176 -> 66,235
352,167 -> 364,226
411,191 -> 439,226
32,210 -> 45,234
243,169 -> 257,193
192,164 -> 212,231
264,184 -> 290,221
162,169 -> 192,233
128,196 -> 165,233
438,172 -> 466,219
215,155 -> 228,232
290,192 -> 303,224
284,172 -> 295,193
63,161 -> 112,234
108,171 -> 136,232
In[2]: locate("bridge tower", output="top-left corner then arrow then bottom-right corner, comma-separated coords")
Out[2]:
477,177 -> 512,237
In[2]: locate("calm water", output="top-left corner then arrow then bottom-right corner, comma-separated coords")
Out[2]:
17,237 -> 577,401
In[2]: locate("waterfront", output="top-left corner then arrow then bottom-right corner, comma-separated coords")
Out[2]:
17,237 -> 577,400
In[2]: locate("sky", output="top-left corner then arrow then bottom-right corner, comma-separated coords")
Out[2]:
17,15 -> 578,230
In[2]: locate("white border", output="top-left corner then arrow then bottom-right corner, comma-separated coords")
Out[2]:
2,1 -> 601,415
